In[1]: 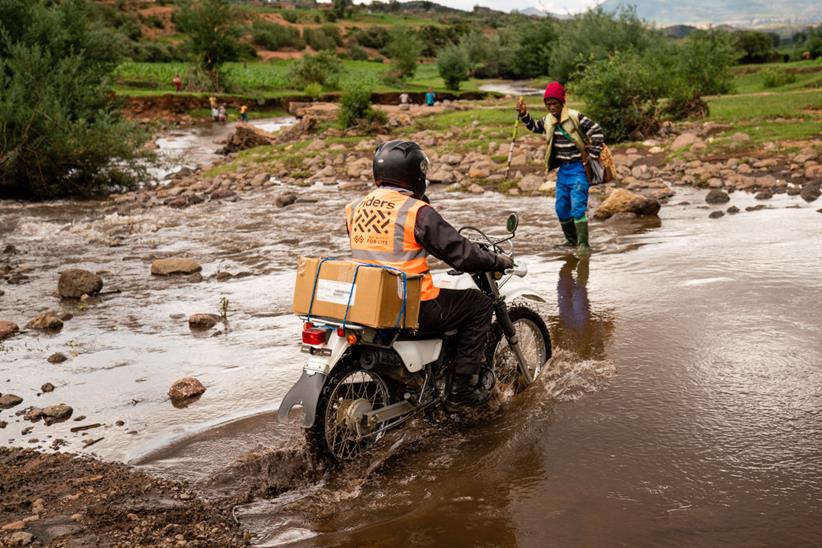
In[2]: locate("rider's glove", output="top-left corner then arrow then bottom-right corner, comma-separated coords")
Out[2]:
495,255 -> 514,272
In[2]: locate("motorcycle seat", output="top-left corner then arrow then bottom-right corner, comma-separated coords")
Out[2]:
395,329 -> 457,341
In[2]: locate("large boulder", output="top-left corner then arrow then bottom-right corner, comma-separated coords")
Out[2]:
42,403 -> 73,425
188,313 -> 221,329
0,394 -> 23,409
219,123 -> 276,154
274,191 -> 298,208
0,320 -> 19,340
517,174 -> 544,193
800,182 -> 821,203
58,269 -> 103,299
593,188 -> 661,221
150,258 -> 202,276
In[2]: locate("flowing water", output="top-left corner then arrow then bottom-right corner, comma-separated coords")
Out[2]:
2,151 -> 822,545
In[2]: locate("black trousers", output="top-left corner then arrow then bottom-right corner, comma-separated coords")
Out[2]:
416,288 -> 493,376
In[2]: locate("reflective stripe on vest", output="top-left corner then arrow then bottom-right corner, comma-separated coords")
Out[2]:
346,188 -> 440,301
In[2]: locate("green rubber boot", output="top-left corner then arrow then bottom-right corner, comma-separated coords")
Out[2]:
556,219 -> 577,248
574,218 -> 591,257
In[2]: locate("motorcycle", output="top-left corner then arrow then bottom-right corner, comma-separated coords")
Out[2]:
278,214 -> 551,461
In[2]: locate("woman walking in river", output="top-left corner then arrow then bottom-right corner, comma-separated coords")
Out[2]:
516,82 -> 604,257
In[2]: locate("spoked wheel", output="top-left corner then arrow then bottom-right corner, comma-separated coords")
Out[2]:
487,306 -> 551,395
308,363 -> 391,462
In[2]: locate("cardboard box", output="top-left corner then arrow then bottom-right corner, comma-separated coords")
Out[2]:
292,257 -> 421,329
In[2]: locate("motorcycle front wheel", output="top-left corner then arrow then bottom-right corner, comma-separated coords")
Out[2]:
307,361 -> 391,462
487,306 -> 551,394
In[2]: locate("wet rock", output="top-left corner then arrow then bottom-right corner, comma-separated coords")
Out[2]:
219,124 -> 276,154
47,353 -> 68,364
0,320 -> 19,340
727,205 -> 740,214
188,313 -> 221,329
3,244 -> 18,254
0,421 -> 6,428
26,312 -> 63,331
709,210 -> 725,219
42,404 -> 73,425
150,258 -> 202,276
805,164 -> 822,179
746,204 -> 767,212
593,188 -> 661,220
274,191 -> 298,208
58,269 -> 103,299
41,383 -> 55,393
0,394 -> 23,409
800,182 -> 821,203
467,183 -> 485,194
210,189 -> 237,201
337,181 -> 368,191
704,189 -> 730,204
24,407 -> 43,422
168,377 -> 206,405
755,190 -> 773,200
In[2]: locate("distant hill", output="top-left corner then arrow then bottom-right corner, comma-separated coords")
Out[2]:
599,0 -> 822,27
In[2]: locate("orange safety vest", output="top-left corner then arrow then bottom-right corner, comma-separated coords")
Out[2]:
345,188 -> 440,301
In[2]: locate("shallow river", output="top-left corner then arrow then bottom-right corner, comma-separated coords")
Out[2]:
1,171 -> 821,545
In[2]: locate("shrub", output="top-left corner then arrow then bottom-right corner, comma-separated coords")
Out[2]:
250,20 -> 304,50
288,51 -> 342,88
0,0 -> 148,199
762,69 -> 798,88
384,28 -> 423,80
437,44 -> 470,90
349,26 -> 390,50
281,10 -> 299,23
304,25 -> 340,51
303,82 -> 323,99
575,50 -> 668,141
338,81 -> 384,129
347,44 -> 369,60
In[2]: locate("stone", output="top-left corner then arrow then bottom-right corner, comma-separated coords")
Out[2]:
188,313 -> 221,329
705,189 -> 730,204
709,210 -> 725,219
26,312 -> 63,331
42,404 -> 73,425
428,167 -> 456,185
47,353 -> 67,364
210,189 -> 237,200
7,531 -> 34,546
0,394 -> 23,409
0,320 -> 19,340
800,182 -> 821,203
727,206 -> 740,214
517,175 -> 544,193
169,377 -> 206,403
275,191 -> 298,208
593,188 -> 661,220
805,165 -> 822,179
219,124 -> 276,154
440,153 -> 463,165
41,383 -> 55,393
58,269 -> 103,299
311,165 -> 335,181
707,178 -> 724,189
468,164 -> 491,179
150,258 -> 202,276
337,181 -> 369,191
671,133 -> 700,151
737,164 -> 753,174
755,190 -> 773,200
468,183 -> 485,194
23,407 -> 43,422
509,153 -> 528,167
731,132 -> 751,144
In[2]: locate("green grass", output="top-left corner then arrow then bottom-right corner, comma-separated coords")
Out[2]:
707,89 -> 822,122
113,60 -> 487,97
732,60 -> 822,94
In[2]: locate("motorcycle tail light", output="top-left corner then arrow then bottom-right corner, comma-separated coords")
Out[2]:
302,327 -> 327,345
337,327 -> 345,337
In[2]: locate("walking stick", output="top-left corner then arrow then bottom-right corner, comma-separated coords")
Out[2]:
504,111 -> 520,180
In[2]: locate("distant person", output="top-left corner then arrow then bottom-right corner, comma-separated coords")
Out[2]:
425,88 -> 436,107
399,92 -> 409,105
173,73 -> 182,92
240,104 -> 249,123
516,82 -> 604,257
218,104 -> 227,123
209,96 -> 218,122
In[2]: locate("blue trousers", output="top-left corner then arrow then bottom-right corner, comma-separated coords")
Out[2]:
555,161 -> 589,221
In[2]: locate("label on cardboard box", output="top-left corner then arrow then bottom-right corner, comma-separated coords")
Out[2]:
316,279 -> 356,305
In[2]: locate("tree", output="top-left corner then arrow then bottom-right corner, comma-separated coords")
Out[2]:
0,0 -> 146,199
332,0 -> 353,20
176,0 -> 242,73
384,29 -> 424,80
437,45 -> 470,91
735,31 -> 779,63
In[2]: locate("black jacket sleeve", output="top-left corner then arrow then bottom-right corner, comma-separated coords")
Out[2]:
414,205 -> 505,272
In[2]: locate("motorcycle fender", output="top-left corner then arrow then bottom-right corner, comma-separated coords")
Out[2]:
501,286 -> 546,303
393,339 -> 443,373
277,370 -> 327,427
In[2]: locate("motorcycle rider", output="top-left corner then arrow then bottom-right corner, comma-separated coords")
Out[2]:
345,140 -> 514,406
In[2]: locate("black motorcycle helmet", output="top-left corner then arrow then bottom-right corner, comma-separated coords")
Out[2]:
373,140 -> 430,199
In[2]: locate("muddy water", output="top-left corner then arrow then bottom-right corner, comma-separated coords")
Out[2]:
2,182 -> 822,545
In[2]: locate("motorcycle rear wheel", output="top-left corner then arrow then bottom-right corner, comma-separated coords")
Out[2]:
307,361 -> 391,462
487,306 -> 551,394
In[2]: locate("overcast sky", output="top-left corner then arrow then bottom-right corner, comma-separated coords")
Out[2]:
437,0 -> 602,14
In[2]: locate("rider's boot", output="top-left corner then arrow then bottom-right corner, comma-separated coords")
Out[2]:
447,369 -> 495,407
556,219 -> 577,249
574,217 -> 591,257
